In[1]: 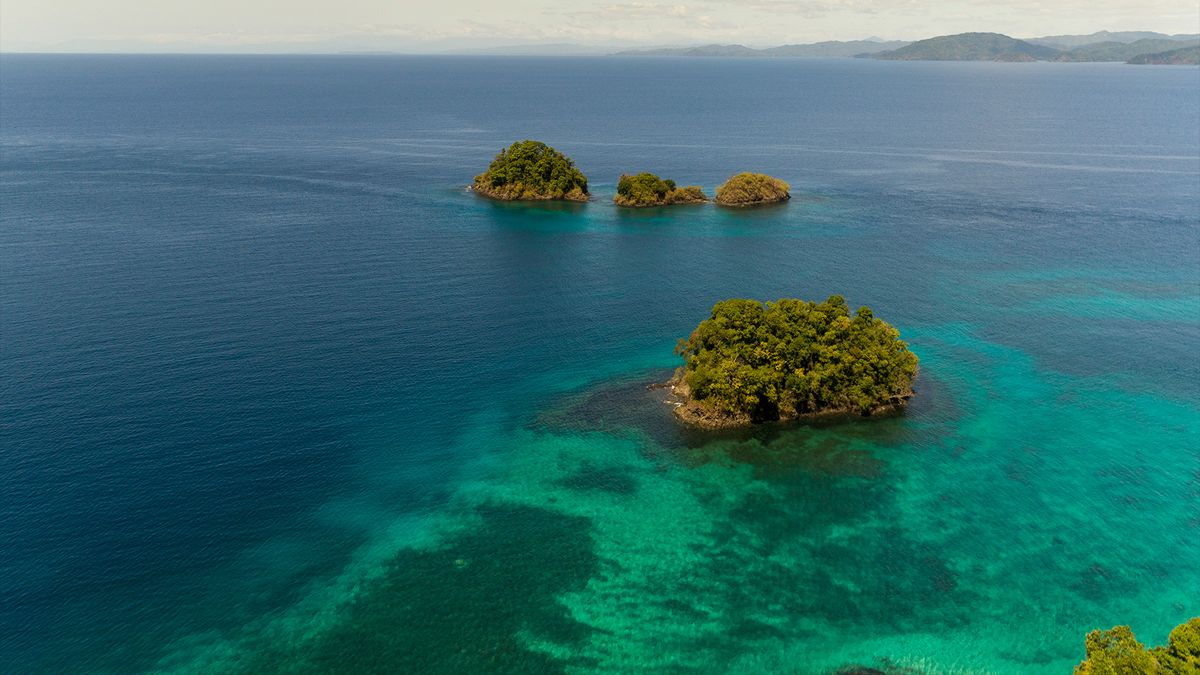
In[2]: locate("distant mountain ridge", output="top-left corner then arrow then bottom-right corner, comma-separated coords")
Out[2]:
1055,38 -> 1200,62
615,40 -> 909,58
609,31 -> 1200,64
1027,31 -> 1200,48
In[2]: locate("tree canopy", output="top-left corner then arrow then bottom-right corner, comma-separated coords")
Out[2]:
473,140 -> 589,202
713,172 -> 791,206
614,172 -> 707,207
1075,618 -> 1200,674
675,296 -> 918,424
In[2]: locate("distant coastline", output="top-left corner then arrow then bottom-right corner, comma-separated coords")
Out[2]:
611,30 -> 1200,64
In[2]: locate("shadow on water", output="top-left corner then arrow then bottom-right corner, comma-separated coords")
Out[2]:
611,201 -> 710,224
241,504 -> 599,674
478,193 -> 590,214
530,368 -> 957,477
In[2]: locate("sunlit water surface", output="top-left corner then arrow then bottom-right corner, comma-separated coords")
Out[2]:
2,55 -> 1198,673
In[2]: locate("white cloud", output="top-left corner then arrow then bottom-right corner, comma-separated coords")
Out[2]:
1,0 -> 1196,51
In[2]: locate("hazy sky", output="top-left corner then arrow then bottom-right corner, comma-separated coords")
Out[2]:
2,0 -> 1198,52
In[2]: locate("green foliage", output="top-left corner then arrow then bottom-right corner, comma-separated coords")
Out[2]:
713,172 -> 790,206
473,140 -> 589,201
676,296 -> 918,421
1076,626 -> 1159,674
614,172 -> 707,207
1157,618 -> 1200,673
1075,618 -> 1200,674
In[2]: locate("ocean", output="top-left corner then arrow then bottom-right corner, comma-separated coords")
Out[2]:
1,54 -> 1198,673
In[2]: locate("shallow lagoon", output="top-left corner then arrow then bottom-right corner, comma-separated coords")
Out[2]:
1,55 -> 1197,672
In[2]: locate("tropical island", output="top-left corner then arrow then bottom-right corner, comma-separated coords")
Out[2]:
614,173 -> 707,207
870,32 -> 1060,61
1075,617 -> 1199,673
713,172 -> 791,206
472,140 -> 589,202
666,296 -> 919,428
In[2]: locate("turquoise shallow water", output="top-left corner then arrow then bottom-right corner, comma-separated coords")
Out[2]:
1,55 -> 1198,673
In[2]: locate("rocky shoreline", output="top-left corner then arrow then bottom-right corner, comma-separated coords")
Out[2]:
655,369 -> 914,430
469,182 -> 590,202
713,194 -> 791,208
613,193 -> 708,208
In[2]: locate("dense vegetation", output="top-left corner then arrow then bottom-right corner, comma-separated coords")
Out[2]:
713,173 -> 790,206
473,140 -> 589,202
614,173 -> 707,207
672,296 -> 918,426
1129,45 -> 1200,65
1075,617 -> 1200,673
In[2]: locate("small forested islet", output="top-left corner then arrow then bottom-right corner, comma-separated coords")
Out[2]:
713,172 -> 791,206
614,172 -> 708,207
472,140 -> 589,202
668,296 -> 918,428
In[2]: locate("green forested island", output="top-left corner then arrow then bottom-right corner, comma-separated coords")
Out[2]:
871,32 -> 1060,61
668,296 -> 918,428
614,173 -> 707,207
713,173 -> 790,206
1075,617 -> 1199,673
472,140 -> 589,202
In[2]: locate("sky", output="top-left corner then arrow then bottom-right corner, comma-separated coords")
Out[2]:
2,0 -> 1198,52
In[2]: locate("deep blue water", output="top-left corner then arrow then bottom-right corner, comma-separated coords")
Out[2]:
1,55 -> 1198,673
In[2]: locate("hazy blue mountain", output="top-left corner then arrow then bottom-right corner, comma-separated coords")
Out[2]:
614,40 -> 908,58
615,44 -> 763,57
761,40 -> 909,57
870,33 -> 1061,61
1055,38 -> 1200,62
611,33 -> 1198,61
1029,31 -> 1200,48
449,43 -> 611,56
1128,45 -> 1200,64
